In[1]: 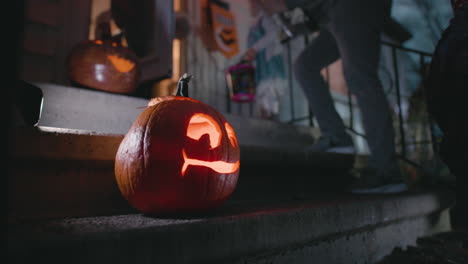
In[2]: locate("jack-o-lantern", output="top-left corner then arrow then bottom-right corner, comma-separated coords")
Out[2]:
66,39 -> 140,94
115,74 -> 240,214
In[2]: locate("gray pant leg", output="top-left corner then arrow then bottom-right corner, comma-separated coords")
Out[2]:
328,0 -> 397,171
293,29 -> 349,139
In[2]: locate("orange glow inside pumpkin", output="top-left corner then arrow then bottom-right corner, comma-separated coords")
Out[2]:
106,55 -> 136,73
186,113 -> 222,149
224,122 -> 238,147
181,150 -> 240,176
181,113 -> 240,176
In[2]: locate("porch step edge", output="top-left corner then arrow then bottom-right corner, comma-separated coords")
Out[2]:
7,191 -> 454,264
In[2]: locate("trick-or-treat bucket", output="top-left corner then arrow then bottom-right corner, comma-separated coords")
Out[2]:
226,63 -> 256,103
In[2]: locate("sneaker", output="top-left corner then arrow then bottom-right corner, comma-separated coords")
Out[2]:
348,167 -> 409,194
304,136 -> 355,154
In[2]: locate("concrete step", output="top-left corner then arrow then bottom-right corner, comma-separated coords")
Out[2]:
10,126 -> 355,220
31,82 -> 321,150
6,191 -> 454,264
10,83 -> 355,220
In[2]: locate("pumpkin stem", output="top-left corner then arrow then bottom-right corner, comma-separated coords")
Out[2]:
176,73 -> 193,97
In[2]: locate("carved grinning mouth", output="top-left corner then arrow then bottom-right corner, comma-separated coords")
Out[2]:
181,149 -> 240,176
180,113 -> 239,177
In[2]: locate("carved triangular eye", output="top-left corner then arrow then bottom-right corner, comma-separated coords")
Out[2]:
183,113 -> 239,177
186,113 -> 222,149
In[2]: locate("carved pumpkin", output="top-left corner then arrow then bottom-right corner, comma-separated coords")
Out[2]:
115,75 -> 240,214
66,39 -> 140,94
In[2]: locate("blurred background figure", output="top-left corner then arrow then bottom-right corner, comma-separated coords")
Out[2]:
259,0 -> 406,194
242,0 -> 287,120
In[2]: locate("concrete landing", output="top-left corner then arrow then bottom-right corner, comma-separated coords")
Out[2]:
6,191 -> 453,264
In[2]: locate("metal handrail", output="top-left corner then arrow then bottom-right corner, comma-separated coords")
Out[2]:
381,40 -> 433,57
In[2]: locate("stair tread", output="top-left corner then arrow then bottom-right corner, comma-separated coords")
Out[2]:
7,190 -> 452,239
6,190 -> 453,264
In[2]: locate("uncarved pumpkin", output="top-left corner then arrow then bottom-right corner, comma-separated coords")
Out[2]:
115,88 -> 240,214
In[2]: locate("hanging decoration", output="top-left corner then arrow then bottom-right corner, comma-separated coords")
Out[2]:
200,0 -> 240,58
226,61 -> 256,103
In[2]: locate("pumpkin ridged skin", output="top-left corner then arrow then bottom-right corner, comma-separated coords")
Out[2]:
115,96 -> 240,214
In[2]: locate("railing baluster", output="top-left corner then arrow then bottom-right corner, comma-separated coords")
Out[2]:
419,54 -> 438,154
226,78 -> 231,114
303,30 -> 315,127
287,41 -> 295,122
347,89 -> 354,131
391,46 -> 407,158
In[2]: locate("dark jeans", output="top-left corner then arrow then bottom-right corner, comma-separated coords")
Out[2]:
287,0 -> 397,172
